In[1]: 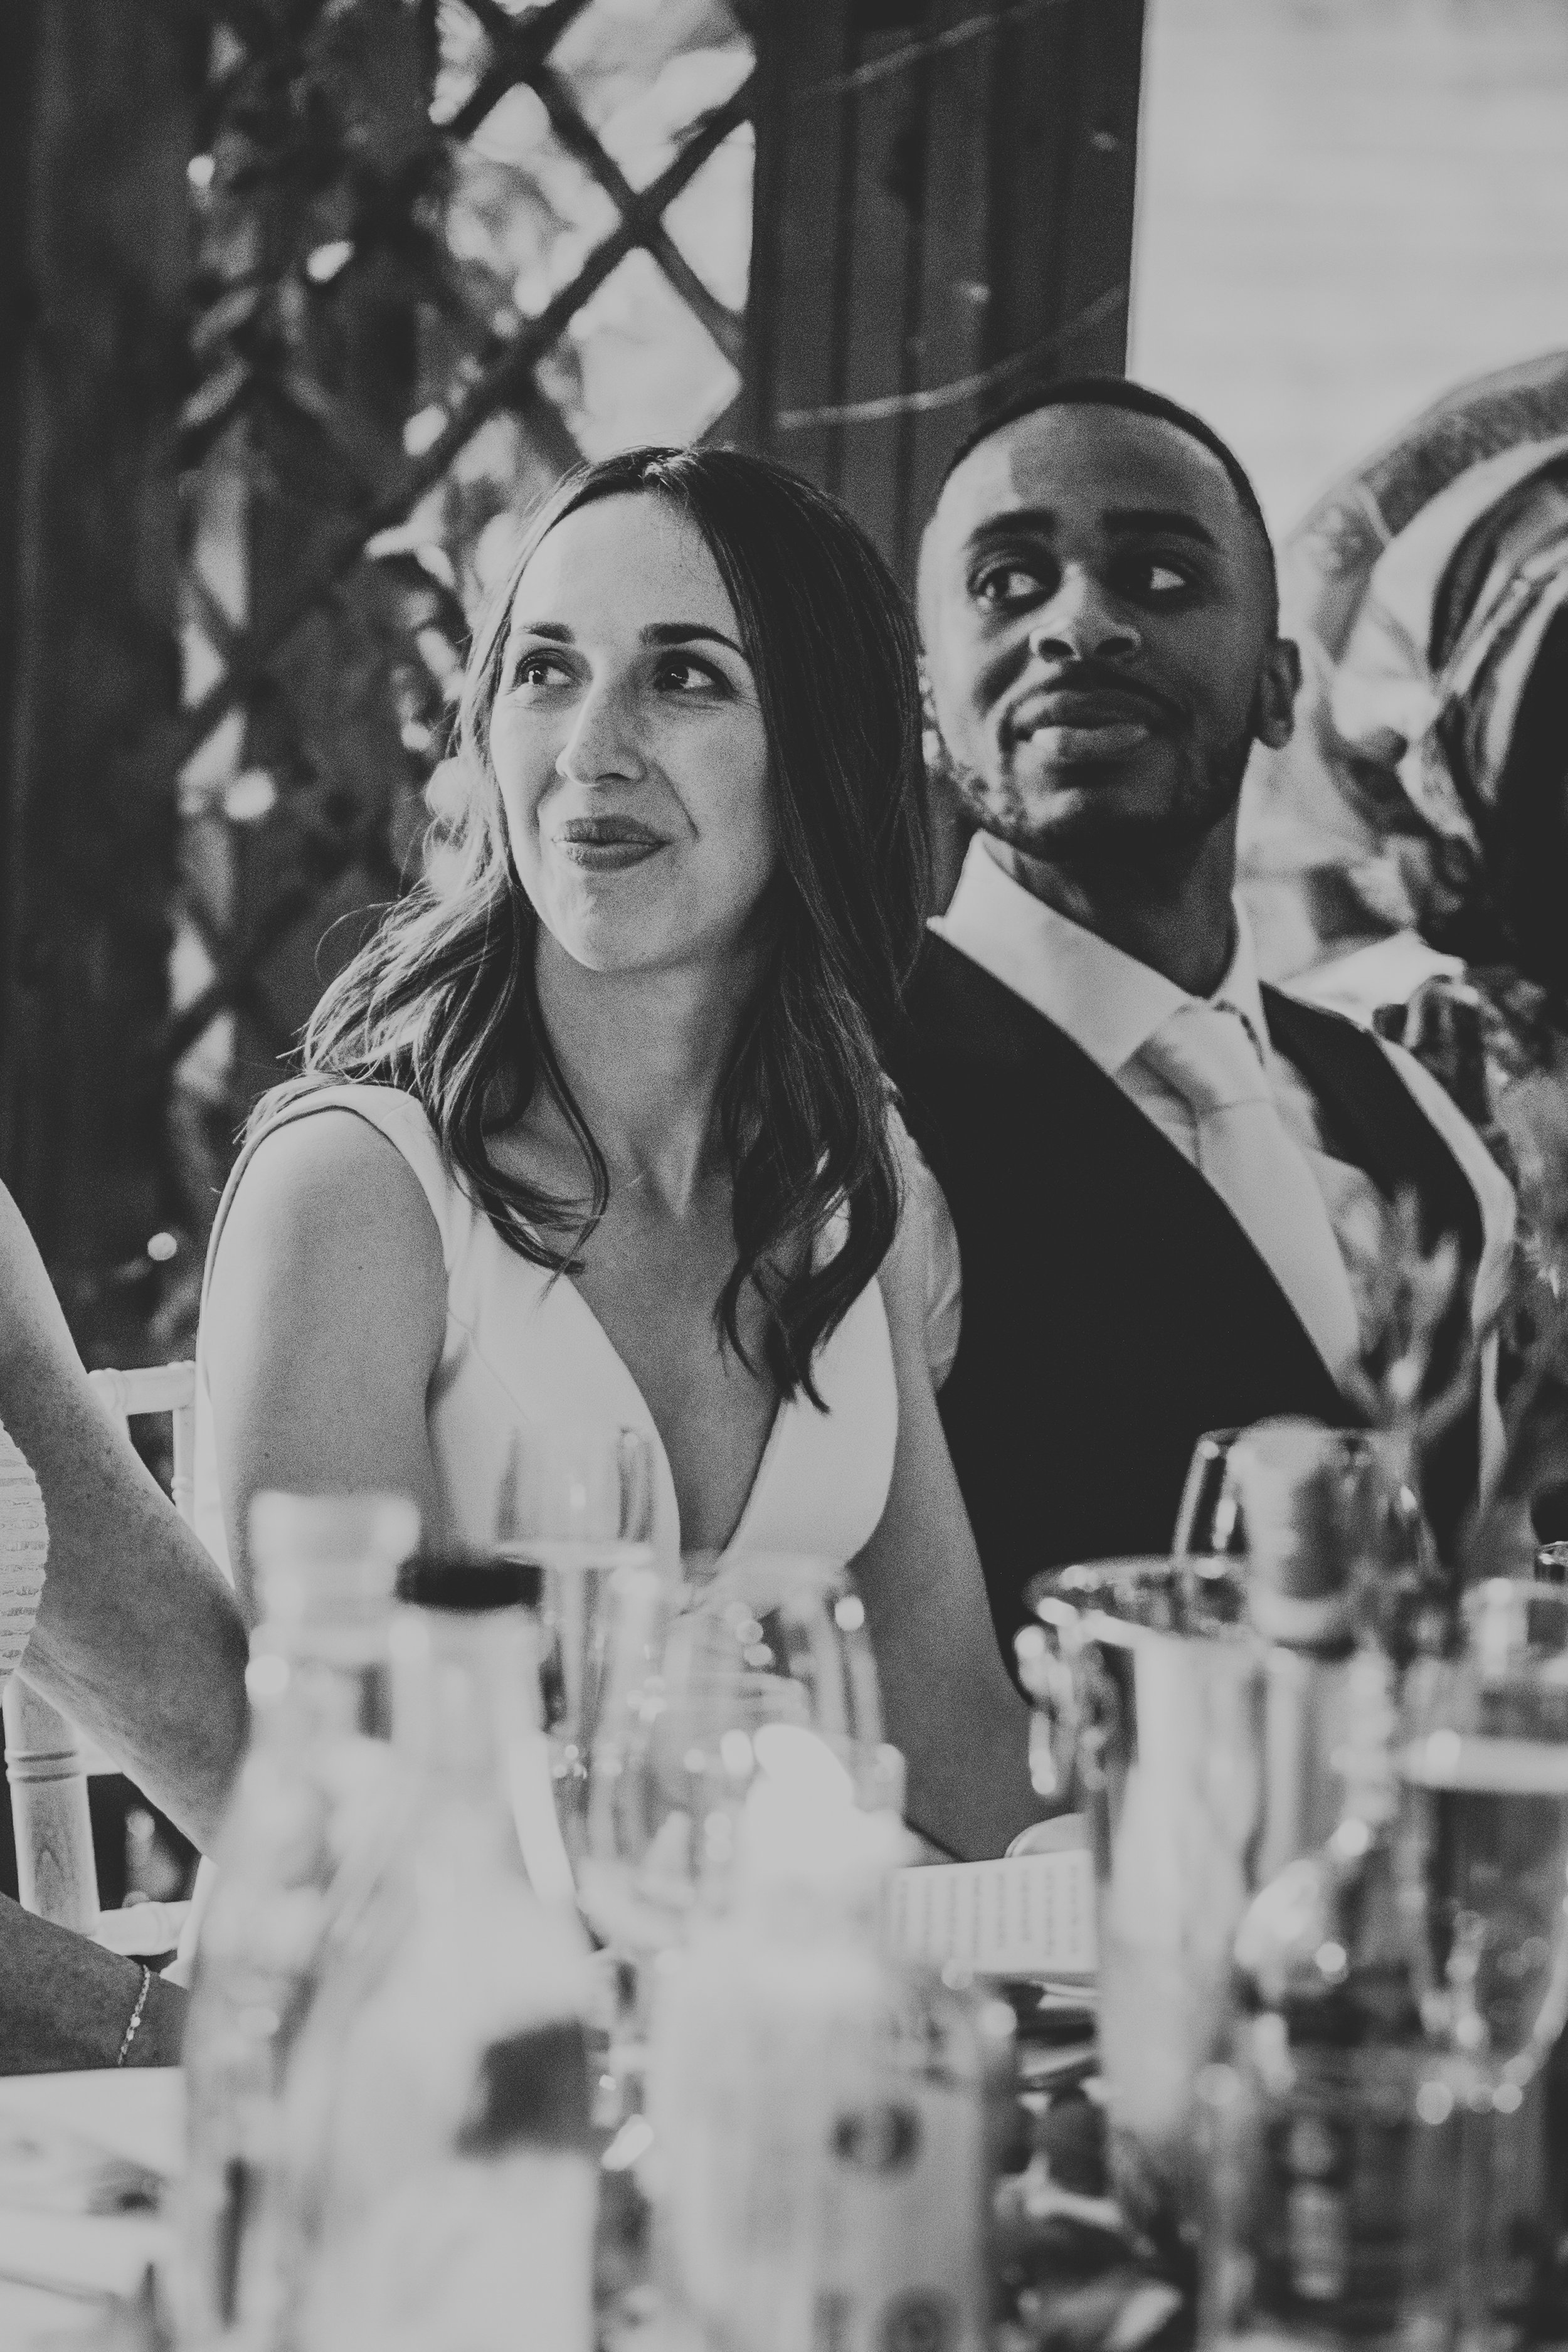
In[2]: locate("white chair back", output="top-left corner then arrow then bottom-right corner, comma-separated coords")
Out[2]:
2,1362 -> 198,1953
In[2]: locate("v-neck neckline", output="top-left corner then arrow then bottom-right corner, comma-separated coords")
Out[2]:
553,1271 -> 788,1560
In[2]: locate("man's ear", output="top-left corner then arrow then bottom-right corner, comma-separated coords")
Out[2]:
918,659 -> 941,743
1254,635 -> 1302,750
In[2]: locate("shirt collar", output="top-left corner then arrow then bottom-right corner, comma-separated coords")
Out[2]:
930,833 -> 1269,1076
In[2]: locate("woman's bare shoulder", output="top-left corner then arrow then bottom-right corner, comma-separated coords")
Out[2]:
231,1103 -> 439,1241
209,1104 -> 447,1350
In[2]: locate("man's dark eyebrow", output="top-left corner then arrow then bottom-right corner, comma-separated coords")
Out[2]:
641,621 -> 747,657
1103,508 -> 1218,547
961,507 -> 1054,551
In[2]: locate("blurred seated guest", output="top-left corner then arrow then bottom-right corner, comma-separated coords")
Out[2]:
1237,349 -> 1568,1027
895,381 -> 1516,1665
199,446 -> 1038,1863
1237,354 -> 1568,1531
0,1182 -> 248,2070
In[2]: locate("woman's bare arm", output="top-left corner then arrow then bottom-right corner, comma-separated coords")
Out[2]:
201,1111 -> 449,1611
854,1182 -> 1043,1862
0,1187 -> 247,1855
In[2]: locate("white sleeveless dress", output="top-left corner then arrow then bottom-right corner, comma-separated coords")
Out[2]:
193,1083 -> 927,1585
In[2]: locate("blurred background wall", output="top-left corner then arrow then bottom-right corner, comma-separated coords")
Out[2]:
6,0 -> 1568,1377
1,0 -> 1145,1372
1134,0 -> 1568,533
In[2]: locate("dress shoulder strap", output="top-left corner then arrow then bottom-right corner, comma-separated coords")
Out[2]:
201,1083 -> 475,1316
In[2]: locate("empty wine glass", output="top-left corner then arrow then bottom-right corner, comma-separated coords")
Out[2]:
578,1553 -> 903,2104
1180,1421 -> 1439,1653
1397,1582 -> 1568,2348
1401,1581 -> 1568,2092
496,1423 -> 657,1869
1171,1427 -> 1246,1559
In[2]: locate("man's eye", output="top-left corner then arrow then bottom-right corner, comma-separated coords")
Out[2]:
1134,559 -> 1193,598
973,563 -> 1045,608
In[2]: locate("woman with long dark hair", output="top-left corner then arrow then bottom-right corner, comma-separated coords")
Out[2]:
197,445 -> 1036,1857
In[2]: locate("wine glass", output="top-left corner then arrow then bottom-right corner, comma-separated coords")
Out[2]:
578,1553 -> 903,2102
1171,1427 -> 1247,1559
1397,1582 -> 1568,2345
496,1423 -> 657,1868
1190,1422 -> 1438,1653
1401,1581 -> 1568,2090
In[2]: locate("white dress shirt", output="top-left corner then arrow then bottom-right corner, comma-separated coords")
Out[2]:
928,835 -> 1515,1387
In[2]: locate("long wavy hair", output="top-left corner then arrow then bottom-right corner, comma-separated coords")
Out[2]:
265,445 -> 931,1402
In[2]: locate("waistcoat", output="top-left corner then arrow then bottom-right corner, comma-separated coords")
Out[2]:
887,938 -> 1485,1659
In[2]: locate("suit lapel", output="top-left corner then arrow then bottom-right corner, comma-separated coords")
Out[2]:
1262,987 -> 1483,1266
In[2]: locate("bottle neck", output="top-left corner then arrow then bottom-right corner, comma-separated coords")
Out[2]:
246,1616 -> 392,1749
389,1604 -> 542,1799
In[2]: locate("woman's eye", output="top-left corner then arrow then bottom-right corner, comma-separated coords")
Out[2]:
511,653 -> 568,691
655,657 -> 723,693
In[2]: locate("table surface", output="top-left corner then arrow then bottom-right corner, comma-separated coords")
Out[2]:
0,2070 -> 180,2346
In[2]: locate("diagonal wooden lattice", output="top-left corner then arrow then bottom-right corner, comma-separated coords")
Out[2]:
167,0 -> 755,1090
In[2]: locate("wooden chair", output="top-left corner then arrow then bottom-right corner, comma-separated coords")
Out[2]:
1,1362 -> 198,1958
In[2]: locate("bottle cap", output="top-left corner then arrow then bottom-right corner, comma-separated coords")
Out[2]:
250,1490 -> 419,1623
395,1549 -> 543,1613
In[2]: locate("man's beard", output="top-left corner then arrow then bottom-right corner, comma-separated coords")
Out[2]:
948,727 -> 1252,872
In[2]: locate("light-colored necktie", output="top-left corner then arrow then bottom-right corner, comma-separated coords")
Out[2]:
1142,1002 -> 1361,1380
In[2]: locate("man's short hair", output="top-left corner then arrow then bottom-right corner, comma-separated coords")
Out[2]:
938,376 -> 1278,619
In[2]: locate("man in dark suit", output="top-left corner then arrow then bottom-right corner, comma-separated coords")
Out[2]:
891,379 -> 1514,1663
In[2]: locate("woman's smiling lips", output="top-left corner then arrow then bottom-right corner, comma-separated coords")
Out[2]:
554,815 -> 669,871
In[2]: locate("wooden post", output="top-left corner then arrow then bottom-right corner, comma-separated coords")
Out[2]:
1,1679 -> 99,1934
741,0 -> 1145,579
738,0 -> 1145,900
0,0 -> 198,1362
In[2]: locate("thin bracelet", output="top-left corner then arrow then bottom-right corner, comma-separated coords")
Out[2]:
116,1967 -> 153,2069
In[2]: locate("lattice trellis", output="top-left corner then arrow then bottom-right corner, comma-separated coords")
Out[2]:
2,0 -> 1140,1361
158,0 -> 755,1337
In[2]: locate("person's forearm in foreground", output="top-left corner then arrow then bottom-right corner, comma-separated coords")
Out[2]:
0,1896 -> 184,2074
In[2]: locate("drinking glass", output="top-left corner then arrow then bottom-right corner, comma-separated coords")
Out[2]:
1182,1422 -> 1439,1653
578,1553 -> 904,2097
1398,1581 -> 1568,2348
1401,1582 -> 1568,2090
497,1423 -> 657,1869
1171,1427 -> 1246,1559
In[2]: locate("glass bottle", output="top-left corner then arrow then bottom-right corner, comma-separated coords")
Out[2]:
649,1769 -> 1015,2352
278,1551 -> 598,2352
177,1489 -> 418,2352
